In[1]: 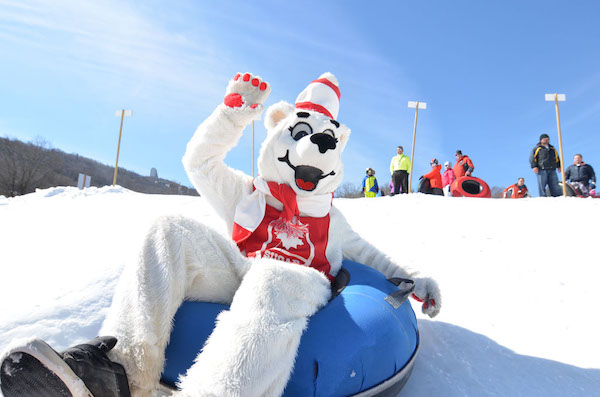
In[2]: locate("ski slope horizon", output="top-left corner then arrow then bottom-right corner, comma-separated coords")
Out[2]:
1,186 -> 599,396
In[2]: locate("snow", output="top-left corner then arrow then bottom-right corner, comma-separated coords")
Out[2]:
1,187 -> 599,396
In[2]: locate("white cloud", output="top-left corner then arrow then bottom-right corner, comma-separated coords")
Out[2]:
0,0 -> 228,107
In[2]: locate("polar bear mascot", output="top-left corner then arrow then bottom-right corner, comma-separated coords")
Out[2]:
0,73 -> 441,397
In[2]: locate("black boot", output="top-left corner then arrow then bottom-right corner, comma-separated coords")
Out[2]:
1,336 -> 130,397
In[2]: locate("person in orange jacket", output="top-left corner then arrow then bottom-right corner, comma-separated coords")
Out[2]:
420,159 -> 443,195
502,177 -> 530,198
453,150 -> 474,178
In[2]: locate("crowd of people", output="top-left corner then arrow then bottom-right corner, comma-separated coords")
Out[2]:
363,147 -> 477,197
528,134 -> 596,197
362,134 -> 596,198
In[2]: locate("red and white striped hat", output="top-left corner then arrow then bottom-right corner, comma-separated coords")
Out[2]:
295,73 -> 341,119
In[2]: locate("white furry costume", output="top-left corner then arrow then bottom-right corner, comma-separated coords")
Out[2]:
100,73 -> 441,397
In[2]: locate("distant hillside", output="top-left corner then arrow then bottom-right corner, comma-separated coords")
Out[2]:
0,137 -> 198,197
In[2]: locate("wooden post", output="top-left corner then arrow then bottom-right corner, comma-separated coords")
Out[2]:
113,109 -> 125,186
408,103 -> 419,193
554,94 -> 567,198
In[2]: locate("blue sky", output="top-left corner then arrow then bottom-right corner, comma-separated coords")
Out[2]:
1,0 -> 599,195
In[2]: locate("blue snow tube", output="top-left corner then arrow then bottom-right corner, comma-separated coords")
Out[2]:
161,260 -> 419,396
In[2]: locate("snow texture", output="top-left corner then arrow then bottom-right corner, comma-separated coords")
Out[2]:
0,186 -> 599,396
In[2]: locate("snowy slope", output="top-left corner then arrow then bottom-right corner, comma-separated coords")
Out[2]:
1,187 -> 599,396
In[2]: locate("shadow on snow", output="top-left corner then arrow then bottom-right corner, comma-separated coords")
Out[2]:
403,320 -> 600,397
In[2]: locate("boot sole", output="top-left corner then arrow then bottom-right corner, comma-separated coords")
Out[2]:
1,339 -> 94,397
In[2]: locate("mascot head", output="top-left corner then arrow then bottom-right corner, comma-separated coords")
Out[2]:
257,73 -> 351,197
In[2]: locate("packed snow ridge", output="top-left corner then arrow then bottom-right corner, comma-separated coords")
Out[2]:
0,187 -> 599,396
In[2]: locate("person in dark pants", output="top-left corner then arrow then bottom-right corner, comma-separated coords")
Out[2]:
419,159 -> 444,196
565,154 -> 596,196
529,133 -> 561,197
389,146 -> 411,195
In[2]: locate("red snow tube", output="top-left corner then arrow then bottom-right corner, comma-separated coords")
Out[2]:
502,186 -> 529,199
451,176 -> 491,198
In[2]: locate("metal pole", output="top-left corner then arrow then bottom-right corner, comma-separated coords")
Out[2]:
113,109 -> 125,186
408,102 -> 419,193
554,94 -> 567,197
252,121 -> 255,178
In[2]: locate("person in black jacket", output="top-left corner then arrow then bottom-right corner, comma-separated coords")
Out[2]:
565,154 -> 596,196
529,134 -> 561,197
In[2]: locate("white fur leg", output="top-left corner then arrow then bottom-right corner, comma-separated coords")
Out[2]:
176,259 -> 331,397
100,215 -> 249,395
129,386 -> 157,397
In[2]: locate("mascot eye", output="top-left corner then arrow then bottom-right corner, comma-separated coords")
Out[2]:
322,129 -> 337,139
290,122 -> 313,141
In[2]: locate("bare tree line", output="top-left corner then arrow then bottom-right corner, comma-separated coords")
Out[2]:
0,137 -> 198,197
0,137 -> 58,197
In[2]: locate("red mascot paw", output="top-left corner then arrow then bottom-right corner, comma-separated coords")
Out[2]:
224,93 -> 244,108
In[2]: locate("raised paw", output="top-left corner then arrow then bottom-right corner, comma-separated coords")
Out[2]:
224,72 -> 271,110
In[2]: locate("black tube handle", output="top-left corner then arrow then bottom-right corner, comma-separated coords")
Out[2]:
385,278 -> 415,309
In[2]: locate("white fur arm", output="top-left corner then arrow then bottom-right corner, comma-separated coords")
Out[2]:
182,73 -> 271,227
183,105 -> 253,226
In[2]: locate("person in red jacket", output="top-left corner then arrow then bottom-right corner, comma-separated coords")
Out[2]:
502,177 -> 530,198
453,150 -> 474,178
420,159 -> 443,195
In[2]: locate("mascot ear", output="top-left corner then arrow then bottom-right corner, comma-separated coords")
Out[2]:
337,125 -> 351,151
265,101 -> 295,131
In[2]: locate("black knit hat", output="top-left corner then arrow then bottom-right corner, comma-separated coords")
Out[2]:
539,133 -> 549,141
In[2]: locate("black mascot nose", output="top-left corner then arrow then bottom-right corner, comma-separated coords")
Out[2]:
310,133 -> 337,154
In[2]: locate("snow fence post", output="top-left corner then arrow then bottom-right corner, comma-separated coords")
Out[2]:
113,109 -> 132,187
544,94 -> 566,198
407,101 -> 427,194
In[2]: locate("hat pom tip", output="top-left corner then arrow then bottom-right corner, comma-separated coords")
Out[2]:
319,72 -> 338,86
